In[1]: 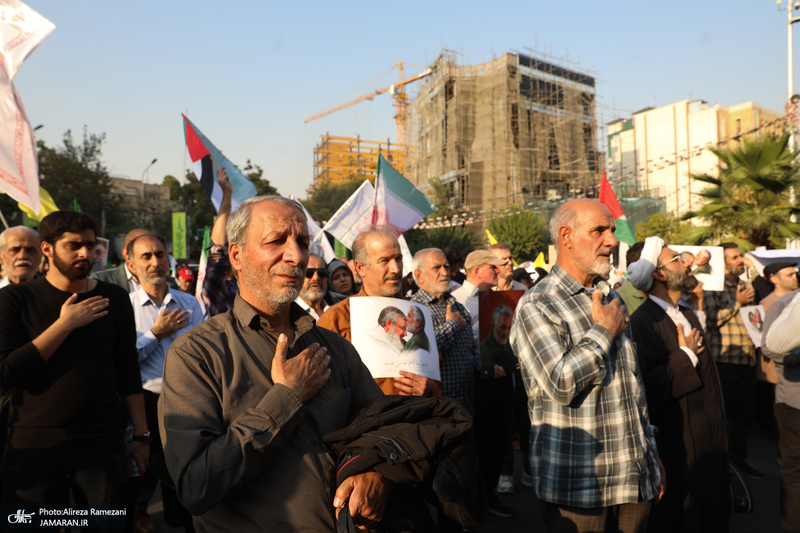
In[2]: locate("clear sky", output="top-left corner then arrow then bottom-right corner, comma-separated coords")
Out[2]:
14,0 -> 800,199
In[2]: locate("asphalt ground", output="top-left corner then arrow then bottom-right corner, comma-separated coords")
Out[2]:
145,420 -> 783,532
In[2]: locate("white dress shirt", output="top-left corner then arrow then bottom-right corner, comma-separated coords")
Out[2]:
295,296 -> 327,321
649,294 -> 699,367
130,286 -> 206,394
126,264 -> 141,293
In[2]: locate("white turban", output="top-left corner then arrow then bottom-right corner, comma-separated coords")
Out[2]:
626,237 -> 665,292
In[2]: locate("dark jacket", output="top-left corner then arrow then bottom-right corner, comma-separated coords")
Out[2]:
324,395 -> 487,531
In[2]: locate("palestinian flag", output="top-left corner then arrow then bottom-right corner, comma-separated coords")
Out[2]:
182,114 -> 257,212
598,170 -> 636,245
372,154 -> 436,233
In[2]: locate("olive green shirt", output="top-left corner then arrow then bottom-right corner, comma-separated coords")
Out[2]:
159,294 -> 383,532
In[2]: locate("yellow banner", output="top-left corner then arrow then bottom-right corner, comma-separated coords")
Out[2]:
172,212 -> 187,259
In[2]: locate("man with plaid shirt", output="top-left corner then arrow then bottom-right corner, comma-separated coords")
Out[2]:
703,242 -> 761,479
511,199 -> 664,533
410,249 -> 475,415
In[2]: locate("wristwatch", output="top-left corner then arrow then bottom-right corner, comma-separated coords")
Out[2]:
132,432 -> 152,444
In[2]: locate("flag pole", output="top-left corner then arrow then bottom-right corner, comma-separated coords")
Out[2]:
0,207 -> 8,230
371,153 -> 381,225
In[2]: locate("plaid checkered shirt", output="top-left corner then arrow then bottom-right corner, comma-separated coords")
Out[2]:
510,265 -> 661,508
703,276 -> 756,366
411,287 -> 476,416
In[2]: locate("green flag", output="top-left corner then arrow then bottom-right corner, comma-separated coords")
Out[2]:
172,212 -> 187,259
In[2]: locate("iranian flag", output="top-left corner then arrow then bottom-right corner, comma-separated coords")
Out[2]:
598,170 -> 636,245
372,154 -> 436,233
182,114 -> 257,213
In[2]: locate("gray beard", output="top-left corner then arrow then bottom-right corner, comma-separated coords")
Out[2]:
665,270 -> 697,292
300,286 -> 325,303
387,331 -> 405,351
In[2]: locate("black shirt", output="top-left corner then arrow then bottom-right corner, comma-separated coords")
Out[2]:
0,277 -> 142,447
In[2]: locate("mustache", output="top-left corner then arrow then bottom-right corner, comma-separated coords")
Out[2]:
271,266 -> 303,279
384,273 -> 402,281
13,259 -> 32,268
72,260 -> 91,268
595,248 -> 613,257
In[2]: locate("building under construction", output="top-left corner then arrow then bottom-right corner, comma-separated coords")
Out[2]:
407,50 -> 600,211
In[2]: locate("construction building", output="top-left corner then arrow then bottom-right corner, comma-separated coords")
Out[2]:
311,135 -> 406,183
407,50 -> 601,211
607,100 -> 785,216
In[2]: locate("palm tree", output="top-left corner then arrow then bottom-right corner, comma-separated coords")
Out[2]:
681,133 -> 800,250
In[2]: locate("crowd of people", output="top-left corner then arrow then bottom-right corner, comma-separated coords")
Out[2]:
0,173 -> 798,533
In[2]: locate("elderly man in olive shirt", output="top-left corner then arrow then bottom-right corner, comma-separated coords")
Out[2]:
159,196 -> 390,532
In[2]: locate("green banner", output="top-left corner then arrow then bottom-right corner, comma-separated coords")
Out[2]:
172,212 -> 187,259
334,237 -> 347,259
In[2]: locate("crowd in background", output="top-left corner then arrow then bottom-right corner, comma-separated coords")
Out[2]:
0,185 -> 799,533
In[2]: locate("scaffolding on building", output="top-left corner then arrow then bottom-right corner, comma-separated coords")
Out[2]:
407,48 -> 602,212
311,135 -> 406,184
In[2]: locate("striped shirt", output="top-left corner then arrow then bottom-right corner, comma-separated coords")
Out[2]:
703,277 -> 756,366
510,264 -> 660,508
411,287 -> 476,416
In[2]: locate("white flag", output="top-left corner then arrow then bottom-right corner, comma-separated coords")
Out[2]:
289,195 -> 336,263
320,180 -> 376,249
0,1 -> 55,214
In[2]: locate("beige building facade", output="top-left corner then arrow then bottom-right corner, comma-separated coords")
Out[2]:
607,100 -> 784,216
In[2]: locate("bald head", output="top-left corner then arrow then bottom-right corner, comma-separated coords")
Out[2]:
122,228 -> 150,261
551,199 -> 618,286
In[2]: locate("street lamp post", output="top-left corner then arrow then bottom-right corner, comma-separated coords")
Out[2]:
780,0 -> 800,247
140,158 -> 157,225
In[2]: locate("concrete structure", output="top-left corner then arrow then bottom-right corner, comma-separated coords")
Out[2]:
109,175 -> 172,226
407,50 -> 600,211
607,100 -> 784,216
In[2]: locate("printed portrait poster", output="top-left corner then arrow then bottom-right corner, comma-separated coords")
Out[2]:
92,237 -> 110,272
739,305 -> 765,348
350,297 -> 441,381
478,290 -> 524,342
668,245 -> 725,292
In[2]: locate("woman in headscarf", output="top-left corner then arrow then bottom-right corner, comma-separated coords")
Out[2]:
325,259 -> 357,305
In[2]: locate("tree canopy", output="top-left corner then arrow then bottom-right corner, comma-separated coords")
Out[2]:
635,212 -> 691,244
486,211 -> 548,262
682,133 -> 800,250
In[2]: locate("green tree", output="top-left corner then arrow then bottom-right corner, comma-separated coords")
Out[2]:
241,160 -> 279,196
38,127 -> 127,235
303,178 -> 369,224
486,211 -> 548,262
681,133 -> 800,250
635,212 -> 692,244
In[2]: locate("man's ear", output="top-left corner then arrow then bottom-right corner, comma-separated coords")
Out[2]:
559,226 -> 572,249
229,242 -> 244,274
355,260 -> 368,279
652,268 -> 666,284
40,241 -> 53,260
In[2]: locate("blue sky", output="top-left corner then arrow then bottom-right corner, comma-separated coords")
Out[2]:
14,0 -> 799,199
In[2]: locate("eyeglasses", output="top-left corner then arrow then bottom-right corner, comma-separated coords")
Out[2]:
305,268 -> 329,279
657,255 -> 681,269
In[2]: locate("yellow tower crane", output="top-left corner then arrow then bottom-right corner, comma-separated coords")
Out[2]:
304,61 -> 433,174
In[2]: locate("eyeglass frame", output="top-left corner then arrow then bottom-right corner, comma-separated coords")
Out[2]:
656,254 -> 681,270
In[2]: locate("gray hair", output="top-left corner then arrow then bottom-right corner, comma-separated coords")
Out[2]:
411,248 -> 443,284
352,225 -> 398,267
492,304 -> 513,325
377,306 -> 405,328
226,196 -> 307,248
408,305 -> 426,331
548,204 -> 578,247
0,226 -> 39,253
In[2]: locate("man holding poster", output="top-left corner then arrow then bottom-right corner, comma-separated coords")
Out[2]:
317,226 -> 441,397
